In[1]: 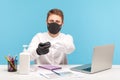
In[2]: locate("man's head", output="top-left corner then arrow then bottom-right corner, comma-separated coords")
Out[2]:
46,9 -> 64,35
46,8 -> 64,25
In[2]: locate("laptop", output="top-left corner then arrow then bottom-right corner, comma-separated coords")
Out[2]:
71,44 -> 115,74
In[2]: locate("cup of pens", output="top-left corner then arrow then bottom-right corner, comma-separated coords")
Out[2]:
5,56 -> 17,72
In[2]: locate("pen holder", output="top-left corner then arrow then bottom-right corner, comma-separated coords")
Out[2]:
8,59 -> 17,72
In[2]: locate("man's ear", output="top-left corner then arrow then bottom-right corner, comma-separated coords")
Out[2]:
61,22 -> 64,26
46,21 -> 49,26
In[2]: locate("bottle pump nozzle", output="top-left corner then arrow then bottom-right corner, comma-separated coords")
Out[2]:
23,45 -> 28,52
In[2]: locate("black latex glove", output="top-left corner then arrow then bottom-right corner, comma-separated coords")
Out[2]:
36,42 -> 51,55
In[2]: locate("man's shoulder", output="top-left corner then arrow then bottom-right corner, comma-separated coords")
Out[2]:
60,33 -> 73,38
35,32 -> 47,36
32,32 -> 48,39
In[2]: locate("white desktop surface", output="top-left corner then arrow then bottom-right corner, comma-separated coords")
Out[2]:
0,65 -> 120,80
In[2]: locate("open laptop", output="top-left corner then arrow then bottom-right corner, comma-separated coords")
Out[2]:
71,44 -> 115,74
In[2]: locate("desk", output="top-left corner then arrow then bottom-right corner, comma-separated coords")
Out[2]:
0,65 -> 120,80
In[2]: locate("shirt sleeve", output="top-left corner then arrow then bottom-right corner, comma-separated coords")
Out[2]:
50,34 -> 75,54
27,33 -> 40,61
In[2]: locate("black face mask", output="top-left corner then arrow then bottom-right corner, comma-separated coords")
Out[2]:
47,23 -> 62,34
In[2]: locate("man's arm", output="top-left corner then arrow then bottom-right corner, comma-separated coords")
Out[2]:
50,34 -> 75,54
27,34 -> 40,61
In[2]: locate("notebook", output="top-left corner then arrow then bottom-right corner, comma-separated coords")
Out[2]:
38,65 -> 62,70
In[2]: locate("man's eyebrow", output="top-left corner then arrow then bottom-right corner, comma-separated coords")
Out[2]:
56,20 -> 60,22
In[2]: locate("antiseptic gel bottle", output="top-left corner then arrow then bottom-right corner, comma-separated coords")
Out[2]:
19,45 -> 30,75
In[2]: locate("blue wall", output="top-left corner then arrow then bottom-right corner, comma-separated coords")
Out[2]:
0,0 -> 120,64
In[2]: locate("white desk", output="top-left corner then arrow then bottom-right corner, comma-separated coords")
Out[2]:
0,65 -> 120,80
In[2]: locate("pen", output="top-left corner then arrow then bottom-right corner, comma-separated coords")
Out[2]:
14,56 -> 17,62
51,70 -> 61,76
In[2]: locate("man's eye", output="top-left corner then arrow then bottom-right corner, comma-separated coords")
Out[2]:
56,20 -> 60,23
49,20 -> 54,23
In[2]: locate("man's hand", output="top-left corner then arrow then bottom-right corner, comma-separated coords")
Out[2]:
36,42 -> 51,55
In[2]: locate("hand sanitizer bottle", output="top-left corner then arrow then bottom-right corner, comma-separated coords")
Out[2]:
19,45 -> 30,75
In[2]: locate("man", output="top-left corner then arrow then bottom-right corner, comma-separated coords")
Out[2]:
27,8 -> 75,65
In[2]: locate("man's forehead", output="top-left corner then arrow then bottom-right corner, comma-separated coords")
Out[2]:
48,14 -> 62,20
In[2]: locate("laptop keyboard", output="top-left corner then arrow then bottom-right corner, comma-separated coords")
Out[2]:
82,67 -> 91,72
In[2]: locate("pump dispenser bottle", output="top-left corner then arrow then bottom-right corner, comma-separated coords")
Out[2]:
19,45 -> 30,75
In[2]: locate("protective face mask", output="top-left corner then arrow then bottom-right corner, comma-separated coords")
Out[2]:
47,23 -> 62,34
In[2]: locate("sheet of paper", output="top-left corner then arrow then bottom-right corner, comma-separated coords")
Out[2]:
30,66 -> 85,79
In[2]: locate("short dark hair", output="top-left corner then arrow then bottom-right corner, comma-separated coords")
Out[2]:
46,8 -> 64,22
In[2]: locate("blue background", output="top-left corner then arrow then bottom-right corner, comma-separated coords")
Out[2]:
0,0 -> 120,64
